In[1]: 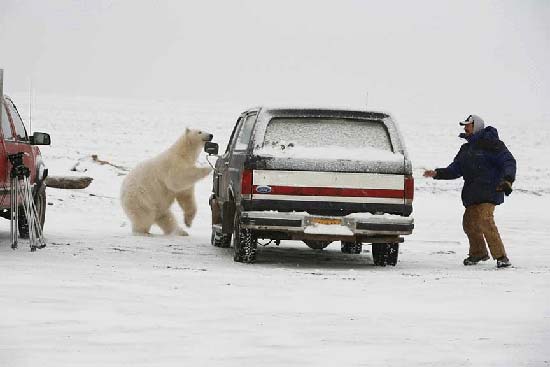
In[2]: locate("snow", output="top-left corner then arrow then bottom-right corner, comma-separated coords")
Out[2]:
263,117 -> 393,151
1,95 -> 549,366
252,110 -> 409,173
304,223 -> 354,236
256,144 -> 404,162
347,212 -> 414,225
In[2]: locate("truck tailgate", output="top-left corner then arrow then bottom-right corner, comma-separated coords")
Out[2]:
246,169 -> 410,216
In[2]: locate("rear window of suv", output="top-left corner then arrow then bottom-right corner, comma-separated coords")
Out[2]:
263,118 -> 393,151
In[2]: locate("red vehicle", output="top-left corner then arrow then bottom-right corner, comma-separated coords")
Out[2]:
0,94 -> 50,237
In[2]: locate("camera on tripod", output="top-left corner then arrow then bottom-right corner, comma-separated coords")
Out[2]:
8,152 -> 30,180
7,151 -> 45,251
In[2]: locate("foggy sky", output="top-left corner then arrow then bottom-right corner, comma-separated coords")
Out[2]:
1,0 -> 548,120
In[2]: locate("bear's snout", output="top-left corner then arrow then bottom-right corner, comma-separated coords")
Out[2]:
203,133 -> 214,142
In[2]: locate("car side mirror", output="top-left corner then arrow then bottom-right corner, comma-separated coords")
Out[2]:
30,132 -> 51,145
204,141 -> 219,155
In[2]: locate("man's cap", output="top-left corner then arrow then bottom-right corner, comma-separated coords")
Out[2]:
459,114 -> 484,126
459,114 -> 485,134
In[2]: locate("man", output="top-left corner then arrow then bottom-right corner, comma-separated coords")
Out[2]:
423,114 -> 516,268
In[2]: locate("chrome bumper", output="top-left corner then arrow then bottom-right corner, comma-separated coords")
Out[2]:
240,211 -> 414,238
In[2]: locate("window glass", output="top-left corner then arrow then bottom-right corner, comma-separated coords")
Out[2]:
6,101 -> 28,140
263,118 -> 393,151
234,113 -> 256,150
1,103 -> 14,140
225,117 -> 244,153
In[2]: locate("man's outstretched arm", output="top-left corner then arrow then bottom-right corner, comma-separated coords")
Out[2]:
423,151 -> 463,180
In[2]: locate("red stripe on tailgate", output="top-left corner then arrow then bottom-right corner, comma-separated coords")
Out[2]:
255,185 -> 404,198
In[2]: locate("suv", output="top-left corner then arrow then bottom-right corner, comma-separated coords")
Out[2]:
0,95 -> 50,237
205,108 -> 414,265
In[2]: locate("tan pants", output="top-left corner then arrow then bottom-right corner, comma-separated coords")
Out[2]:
462,203 -> 507,259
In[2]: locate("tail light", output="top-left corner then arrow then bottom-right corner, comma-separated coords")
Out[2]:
404,175 -> 414,202
241,169 -> 253,199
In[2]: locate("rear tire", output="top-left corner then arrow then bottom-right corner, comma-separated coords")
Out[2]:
233,213 -> 258,263
341,241 -> 362,254
18,185 -> 46,239
387,244 -> 399,266
372,243 -> 399,266
304,240 -> 331,250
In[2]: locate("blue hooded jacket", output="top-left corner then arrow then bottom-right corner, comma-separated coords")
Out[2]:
435,126 -> 516,207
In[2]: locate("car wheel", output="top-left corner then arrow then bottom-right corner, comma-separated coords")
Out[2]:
18,184 -> 46,239
211,227 -> 231,248
233,212 -> 258,263
341,241 -> 362,254
304,240 -> 331,250
372,243 -> 399,266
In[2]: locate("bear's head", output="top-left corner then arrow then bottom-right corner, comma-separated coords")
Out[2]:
170,128 -> 214,159
185,128 -> 213,144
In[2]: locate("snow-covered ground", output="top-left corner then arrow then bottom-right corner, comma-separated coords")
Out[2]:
1,95 -> 549,366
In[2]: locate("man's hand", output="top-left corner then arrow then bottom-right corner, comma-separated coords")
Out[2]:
496,180 -> 513,196
423,170 -> 437,178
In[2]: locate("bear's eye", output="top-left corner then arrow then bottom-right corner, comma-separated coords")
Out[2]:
198,131 -> 202,134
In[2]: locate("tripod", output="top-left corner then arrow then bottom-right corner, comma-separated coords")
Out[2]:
9,152 -> 46,251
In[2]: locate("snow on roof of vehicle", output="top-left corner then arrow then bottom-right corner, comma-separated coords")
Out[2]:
259,106 -> 389,117
253,107 -> 406,153
249,107 -> 411,174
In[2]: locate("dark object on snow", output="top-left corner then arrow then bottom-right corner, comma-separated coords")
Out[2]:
46,175 -> 93,189
91,154 -> 129,171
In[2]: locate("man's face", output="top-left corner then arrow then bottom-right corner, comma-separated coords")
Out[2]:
464,122 -> 474,136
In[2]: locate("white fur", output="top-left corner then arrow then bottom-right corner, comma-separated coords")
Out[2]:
120,128 -> 212,235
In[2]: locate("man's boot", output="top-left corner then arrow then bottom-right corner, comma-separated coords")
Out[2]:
496,256 -> 512,268
463,254 -> 490,266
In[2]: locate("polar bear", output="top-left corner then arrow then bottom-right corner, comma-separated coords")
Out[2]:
120,128 -> 213,235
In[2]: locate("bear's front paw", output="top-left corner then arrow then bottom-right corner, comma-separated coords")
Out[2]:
184,213 -> 195,227
175,228 -> 189,236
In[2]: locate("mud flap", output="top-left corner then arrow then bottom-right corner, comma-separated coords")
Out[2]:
222,201 -> 236,234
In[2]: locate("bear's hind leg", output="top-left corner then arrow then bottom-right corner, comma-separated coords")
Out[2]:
156,210 -> 188,236
126,210 -> 154,235
131,218 -> 153,235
